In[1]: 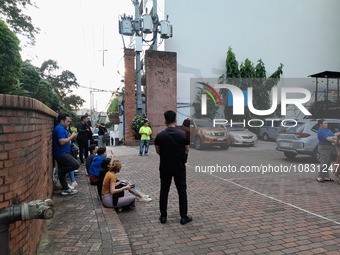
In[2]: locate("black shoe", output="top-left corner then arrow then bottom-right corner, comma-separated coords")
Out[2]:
159,216 -> 167,224
180,215 -> 192,225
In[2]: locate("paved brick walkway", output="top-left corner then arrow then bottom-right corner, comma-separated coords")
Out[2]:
39,144 -> 340,255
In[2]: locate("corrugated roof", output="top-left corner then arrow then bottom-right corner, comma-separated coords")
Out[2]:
309,71 -> 340,79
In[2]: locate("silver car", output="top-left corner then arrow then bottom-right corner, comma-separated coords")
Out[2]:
276,119 -> 340,162
225,124 -> 257,146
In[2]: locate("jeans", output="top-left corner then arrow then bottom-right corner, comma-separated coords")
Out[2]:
98,135 -> 104,148
139,140 -> 150,155
69,171 -> 75,183
56,153 -> 80,190
159,171 -> 188,218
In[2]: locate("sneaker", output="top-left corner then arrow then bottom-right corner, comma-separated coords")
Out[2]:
74,169 -> 79,174
68,184 -> 76,190
52,167 -> 58,184
61,189 -> 78,196
70,181 -> 78,188
138,196 -> 152,202
143,194 -> 150,198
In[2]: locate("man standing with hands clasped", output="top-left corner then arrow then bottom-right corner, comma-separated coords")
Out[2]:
155,110 -> 192,225
139,119 -> 152,156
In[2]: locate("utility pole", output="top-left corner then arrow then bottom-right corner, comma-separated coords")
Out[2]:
133,0 -> 143,115
152,0 -> 158,50
79,84 -> 114,124
99,26 -> 108,67
119,0 -> 173,115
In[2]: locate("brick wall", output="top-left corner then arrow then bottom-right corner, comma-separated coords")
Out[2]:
0,94 -> 57,255
124,48 -> 137,146
145,50 -> 177,136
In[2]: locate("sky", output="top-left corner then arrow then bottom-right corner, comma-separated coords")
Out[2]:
21,0 -> 139,112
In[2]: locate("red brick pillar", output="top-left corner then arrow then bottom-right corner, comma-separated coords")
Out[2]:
145,50 -> 177,137
124,48 -> 137,145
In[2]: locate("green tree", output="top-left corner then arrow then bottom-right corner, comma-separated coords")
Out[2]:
218,47 -> 283,122
39,59 -> 84,111
0,20 -> 22,94
0,0 -> 38,43
20,60 -> 61,110
19,60 -> 85,112
108,96 -> 119,113
192,86 -> 219,120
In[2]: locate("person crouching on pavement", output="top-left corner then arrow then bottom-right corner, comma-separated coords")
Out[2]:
88,147 -> 107,185
101,159 -> 152,210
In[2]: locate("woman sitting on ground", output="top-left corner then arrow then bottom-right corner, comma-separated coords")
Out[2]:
101,158 -> 152,209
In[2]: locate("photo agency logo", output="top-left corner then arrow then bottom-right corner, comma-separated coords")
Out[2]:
195,81 -> 312,128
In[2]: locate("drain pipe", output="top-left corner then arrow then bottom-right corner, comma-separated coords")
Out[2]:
0,199 -> 54,255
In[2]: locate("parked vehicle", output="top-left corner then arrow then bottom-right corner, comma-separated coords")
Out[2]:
225,124 -> 257,146
91,127 -> 99,145
190,119 -> 230,150
276,118 -> 340,162
259,120 -> 284,141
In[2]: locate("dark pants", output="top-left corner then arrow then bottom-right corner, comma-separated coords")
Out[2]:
56,153 -> 80,190
78,139 -> 88,163
159,171 -> 188,218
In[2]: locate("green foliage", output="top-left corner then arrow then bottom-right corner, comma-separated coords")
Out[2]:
218,47 -> 284,122
131,114 -> 151,140
108,97 -> 119,113
192,85 -> 219,120
39,60 -> 83,111
0,20 -> 22,94
0,0 -> 38,44
18,60 -> 84,113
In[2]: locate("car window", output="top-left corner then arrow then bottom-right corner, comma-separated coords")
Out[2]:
194,120 -> 214,128
225,124 -> 246,131
328,122 -> 340,133
282,123 -> 305,133
311,123 -> 319,132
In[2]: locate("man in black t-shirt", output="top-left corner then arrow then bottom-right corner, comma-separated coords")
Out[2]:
155,110 -> 192,225
76,115 -> 92,164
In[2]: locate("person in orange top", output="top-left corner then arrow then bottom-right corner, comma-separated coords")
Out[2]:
101,158 -> 151,209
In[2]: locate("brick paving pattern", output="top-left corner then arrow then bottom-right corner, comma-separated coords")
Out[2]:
39,143 -> 340,254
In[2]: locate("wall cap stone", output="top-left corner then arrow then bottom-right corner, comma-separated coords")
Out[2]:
0,94 -> 57,118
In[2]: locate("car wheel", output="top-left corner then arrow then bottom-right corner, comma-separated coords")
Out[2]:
263,133 -> 269,141
284,152 -> 297,159
194,137 -> 202,150
312,148 -> 320,163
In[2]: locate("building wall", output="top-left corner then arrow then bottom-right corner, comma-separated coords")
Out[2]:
145,50 -> 177,136
164,0 -> 340,123
0,94 -> 57,255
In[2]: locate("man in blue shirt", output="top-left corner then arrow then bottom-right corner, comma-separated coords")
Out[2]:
53,113 -> 80,195
317,119 -> 340,182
